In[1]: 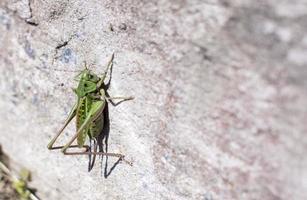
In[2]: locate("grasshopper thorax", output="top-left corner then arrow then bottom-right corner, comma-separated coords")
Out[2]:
74,69 -> 100,97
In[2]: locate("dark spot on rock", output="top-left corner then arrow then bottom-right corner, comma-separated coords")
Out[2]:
0,10 -> 11,30
25,19 -> 39,26
48,2 -> 68,21
220,0 -> 230,7
11,99 -> 18,105
60,48 -> 76,64
56,41 -> 68,49
109,23 -> 114,32
203,193 -> 213,200
39,54 -> 48,68
32,94 -> 39,105
24,41 -> 36,59
119,23 -> 127,30
60,83 -> 64,87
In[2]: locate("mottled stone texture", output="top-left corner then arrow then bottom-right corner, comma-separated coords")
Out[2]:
0,0 -> 307,199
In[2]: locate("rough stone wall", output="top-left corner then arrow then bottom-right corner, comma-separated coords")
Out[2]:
0,0 -> 307,199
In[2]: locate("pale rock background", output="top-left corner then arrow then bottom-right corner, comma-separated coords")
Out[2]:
0,0 -> 307,199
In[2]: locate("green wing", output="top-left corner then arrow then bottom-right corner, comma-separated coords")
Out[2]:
76,100 -> 105,147
77,127 -> 89,147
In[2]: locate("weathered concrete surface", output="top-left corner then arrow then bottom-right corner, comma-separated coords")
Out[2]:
0,0 -> 307,199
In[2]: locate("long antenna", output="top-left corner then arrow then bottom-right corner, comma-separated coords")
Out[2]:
101,53 -> 114,80
84,61 -> 88,69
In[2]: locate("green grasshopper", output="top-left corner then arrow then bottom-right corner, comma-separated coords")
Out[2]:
47,54 -> 133,166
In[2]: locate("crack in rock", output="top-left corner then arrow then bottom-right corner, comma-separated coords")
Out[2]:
25,0 -> 38,26
53,35 -> 76,64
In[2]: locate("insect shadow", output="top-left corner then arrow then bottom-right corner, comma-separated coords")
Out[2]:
87,62 -> 130,177
87,102 -> 119,177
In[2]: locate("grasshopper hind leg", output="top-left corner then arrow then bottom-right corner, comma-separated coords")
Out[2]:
63,146 -> 132,166
61,100 -> 133,166
60,122 -> 132,166
47,103 -> 77,150
88,138 -> 98,171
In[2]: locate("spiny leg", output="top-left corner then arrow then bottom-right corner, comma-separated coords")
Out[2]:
47,103 -> 77,150
62,135 -> 131,165
61,100 -> 105,154
60,100 -> 133,166
65,150 -> 132,166
107,96 -> 134,100
62,113 -> 132,165
98,53 -> 114,87
49,144 -> 88,151
101,89 -> 134,106
106,96 -> 134,106
88,139 -> 98,171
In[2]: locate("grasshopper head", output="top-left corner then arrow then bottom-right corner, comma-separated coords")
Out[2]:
81,69 -> 100,83
74,69 -> 101,97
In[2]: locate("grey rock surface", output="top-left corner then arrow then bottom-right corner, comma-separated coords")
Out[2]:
0,0 -> 307,199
